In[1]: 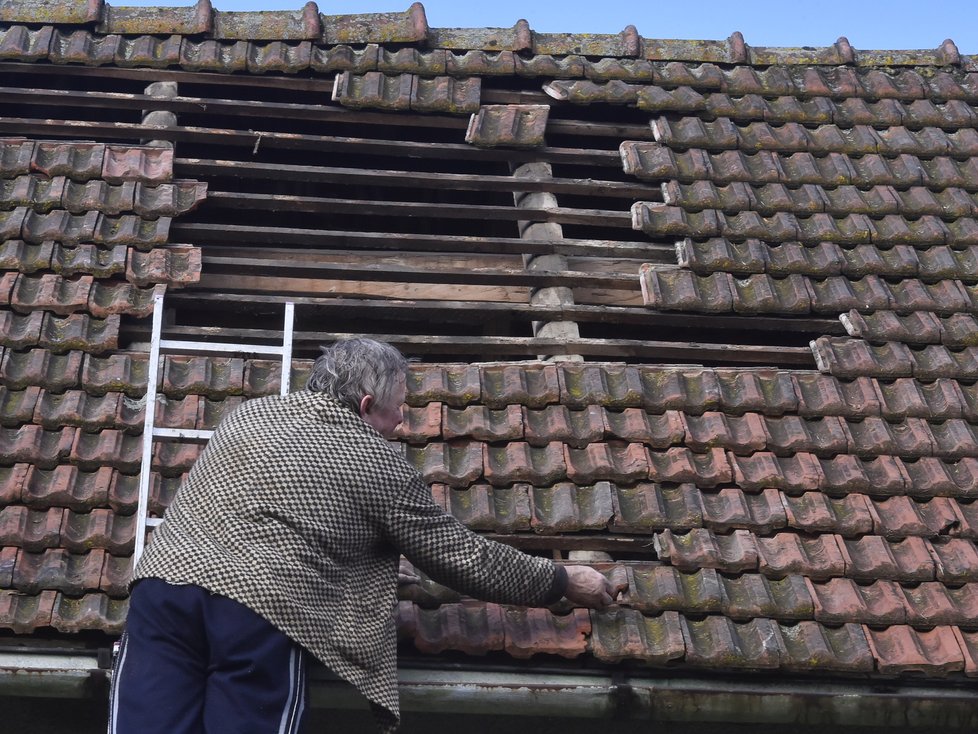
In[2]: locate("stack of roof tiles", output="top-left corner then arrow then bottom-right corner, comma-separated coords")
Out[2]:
1,0 -> 978,683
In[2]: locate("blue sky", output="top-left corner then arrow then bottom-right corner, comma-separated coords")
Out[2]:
113,0 -> 978,53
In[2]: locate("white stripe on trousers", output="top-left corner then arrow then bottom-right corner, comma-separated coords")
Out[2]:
278,645 -> 306,734
108,633 -> 129,734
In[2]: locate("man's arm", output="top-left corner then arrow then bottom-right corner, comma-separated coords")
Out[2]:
384,475 -> 619,609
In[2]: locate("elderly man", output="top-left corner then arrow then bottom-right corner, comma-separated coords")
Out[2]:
110,338 -> 618,734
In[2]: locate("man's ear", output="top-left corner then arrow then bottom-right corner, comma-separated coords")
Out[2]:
359,394 -> 373,417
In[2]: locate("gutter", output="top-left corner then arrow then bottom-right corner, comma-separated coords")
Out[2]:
4,652 -> 978,729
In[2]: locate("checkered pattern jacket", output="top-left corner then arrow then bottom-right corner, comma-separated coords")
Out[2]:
133,390 -> 560,732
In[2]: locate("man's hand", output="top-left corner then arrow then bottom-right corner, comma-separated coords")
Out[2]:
398,557 -> 421,585
563,565 -> 623,609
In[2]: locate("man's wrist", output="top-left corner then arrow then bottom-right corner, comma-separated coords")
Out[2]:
543,564 -> 568,604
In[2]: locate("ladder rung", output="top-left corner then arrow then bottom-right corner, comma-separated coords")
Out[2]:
152,427 -> 215,441
159,339 -> 285,357
145,517 -> 163,528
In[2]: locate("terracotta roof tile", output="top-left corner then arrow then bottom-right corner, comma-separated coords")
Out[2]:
162,354 -> 244,398
323,3 -> 428,46
681,616 -> 781,668
764,414 -> 850,456
649,446 -> 731,486
482,364 -> 558,408
484,442 -> 566,487
81,352 -> 149,397
714,368 -> 797,415
0,240 -> 53,274
50,243 -> 127,279
812,337 -> 914,379
779,621 -> 875,672
523,405 -> 603,448
756,534 -> 846,580
406,364 -> 480,407
10,273 -> 93,316
610,483 -> 702,533
732,451 -> 823,493
99,553 -> 130,597
621,565 -> 723,614
441,404 -> 519,442
843,311 -> 943,346
12,547 -> 105,596
808,578 -> 907,625
465,105 -> 549,148
0,505 -> 63,551
398,601 -> 504,656
639,367 -> 721,414
720,572 -> 813,620
841,535 -> 935,582
69,428 -> 141,472
502,607 -> 590,659
929,539 -> 978,584
529,482 -> 612,533
564,442 -> 649,485
589,608 -> 685,664
33,388 -> 135,433
654,528 -> 758,573
93,214 -> 172,249
557,364 -> 642,409
60,508 -> 134,555
406,441 -> 483,488
438,483 -> 530,532
333,71 -> 480,114
782,492 -> 873,536
864,625 -> 965,675
682,411 -> 766,453
0,588 -> 55,633
901,582 -> 959,626
0,425 -> 75,467
18,464 -> 115,514
51,592 -> 126,634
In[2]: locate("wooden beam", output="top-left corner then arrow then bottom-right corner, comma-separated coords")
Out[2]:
126,324 -> 816,364
170,223 -> 669,259
176,158 -> 660,199
201,254 -> 638,288
0,118 -> 621,166
204,191 -> 634,227
167,291 -> 845,334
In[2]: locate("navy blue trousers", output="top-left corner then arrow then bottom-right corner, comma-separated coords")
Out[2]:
109,578 -> 307,734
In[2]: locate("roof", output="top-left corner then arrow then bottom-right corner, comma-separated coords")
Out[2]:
2,0 -> 978,713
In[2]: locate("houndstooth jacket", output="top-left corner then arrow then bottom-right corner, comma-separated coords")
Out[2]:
133,390 -> 562,732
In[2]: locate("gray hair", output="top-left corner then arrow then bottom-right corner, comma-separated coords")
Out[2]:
305,338 -> 408,412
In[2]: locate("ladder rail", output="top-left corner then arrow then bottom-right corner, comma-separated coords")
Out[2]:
133,294 -> 296,565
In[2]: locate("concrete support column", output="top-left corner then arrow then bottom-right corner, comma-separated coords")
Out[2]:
511,162 -> 582,362
141,81 -> 178,149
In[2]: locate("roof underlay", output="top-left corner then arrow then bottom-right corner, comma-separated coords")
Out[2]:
2,0 -> 978,725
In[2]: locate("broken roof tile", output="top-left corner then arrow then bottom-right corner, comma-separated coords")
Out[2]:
589,608 -> 685,664
502,606 -> 590,659
465,105 -> 549,148
812,337 -> 914,379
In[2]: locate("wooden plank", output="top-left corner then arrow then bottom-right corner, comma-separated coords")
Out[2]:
0,60 -> 332,92
170,223 -> 669,259
195,273 -> 532,303
1,87 -> 657,140
205,191 -> 634,227
0,118 -> 621,166
168,291 -> 846,334
176,158 -> 660,199
201,254 -> 637,288
128,324 -> 816,364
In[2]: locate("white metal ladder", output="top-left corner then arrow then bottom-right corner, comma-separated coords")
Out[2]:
133,291 -> 296,563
